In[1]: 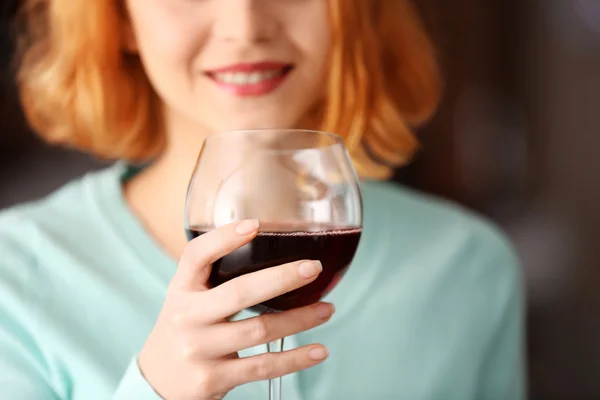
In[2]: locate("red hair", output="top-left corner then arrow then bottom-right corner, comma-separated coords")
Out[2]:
16,0 -> 441,179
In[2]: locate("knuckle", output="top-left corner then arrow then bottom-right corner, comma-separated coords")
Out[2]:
179,337 -> 198,361
180,241 -> 197,262
182,239 -> 209,267
250,358 -> 274,380
226,280 -> 246,309
285,354 -> 301,372
279,354 -> 303,377
195,368 -> 218,396
275,265 -> 289,288
165,294 -> 194,331
247,317 -> 269,342
293,313 -> 313,332
171,311 -> 189,329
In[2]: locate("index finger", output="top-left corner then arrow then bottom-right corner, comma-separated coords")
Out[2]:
169,219 -> 260,292
202,259 -> 323,321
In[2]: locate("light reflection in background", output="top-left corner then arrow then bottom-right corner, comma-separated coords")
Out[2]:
575,0 -> 600,37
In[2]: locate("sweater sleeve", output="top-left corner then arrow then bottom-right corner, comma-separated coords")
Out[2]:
0,225 -> 61,399
474,226 -> 527,400
0,318 -> 163,400
0,212 -> 164,400
113,356 -> 164,399
0,314 -> 62,399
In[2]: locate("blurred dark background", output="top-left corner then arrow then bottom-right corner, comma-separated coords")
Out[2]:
1,1 -> 599,399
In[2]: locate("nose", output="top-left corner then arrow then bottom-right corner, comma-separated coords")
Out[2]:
213,0 -> 278,44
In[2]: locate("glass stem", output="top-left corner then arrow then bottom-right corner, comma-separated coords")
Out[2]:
267,337 -> 284,400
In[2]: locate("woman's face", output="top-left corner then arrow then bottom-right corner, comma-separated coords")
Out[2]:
124,0 -> 331,134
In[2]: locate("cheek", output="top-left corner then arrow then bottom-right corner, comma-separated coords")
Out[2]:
302,17 -> 332,60
127,3 -> 205,94
308,32 -> 331,82
137,24 -> 198,76
290,6 -> 332,89
294,26 -> 332,99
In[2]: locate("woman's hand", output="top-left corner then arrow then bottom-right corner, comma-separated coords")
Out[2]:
138,219 -> 334,400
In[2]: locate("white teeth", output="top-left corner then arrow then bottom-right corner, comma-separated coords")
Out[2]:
234,73 -> 245,84
213,69 -> 285,86
248,72 -> 261,84
214,73 -> 232,84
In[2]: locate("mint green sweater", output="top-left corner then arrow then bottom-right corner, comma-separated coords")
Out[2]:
0,163 -> 525,399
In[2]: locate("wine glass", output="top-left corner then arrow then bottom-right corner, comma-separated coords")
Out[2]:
184,129 -> 363,400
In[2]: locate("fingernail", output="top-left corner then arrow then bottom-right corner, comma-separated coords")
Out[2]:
235,219 -> 259,235
316,303 -> 335,319
298,261 -> 322,279
309,347 -> 329,361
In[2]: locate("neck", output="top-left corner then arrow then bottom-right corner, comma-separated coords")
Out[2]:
124,111 -> 210,259
124,105 -> 321,259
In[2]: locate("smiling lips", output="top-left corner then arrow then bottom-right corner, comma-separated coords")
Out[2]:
205,62 -> 293,96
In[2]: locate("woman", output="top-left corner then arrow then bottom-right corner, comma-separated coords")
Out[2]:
0,0 -> 525,399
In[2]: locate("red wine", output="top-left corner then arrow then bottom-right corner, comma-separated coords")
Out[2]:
186,225 -> 361,313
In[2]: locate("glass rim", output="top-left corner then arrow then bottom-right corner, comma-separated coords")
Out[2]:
202,128 -> 346,152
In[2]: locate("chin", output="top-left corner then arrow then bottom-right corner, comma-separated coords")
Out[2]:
210,115 -> 300,132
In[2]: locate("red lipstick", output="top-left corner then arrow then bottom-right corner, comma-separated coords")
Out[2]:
205,62 -> 293,96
